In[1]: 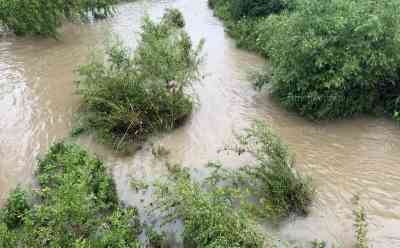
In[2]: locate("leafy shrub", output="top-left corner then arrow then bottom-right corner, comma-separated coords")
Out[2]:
0,223 -> 16,247
257,0 -> 400,119
76,11 -> 203,151
0,142 -> 141,247
211,121 -> 314,220
2,187 -> 30,229
0,0 -> 116,37
311,240 -> 327,248
161,8 -> 185,28
36,142 -> 118,209
228,0 -> 293,20
154,171 -> 265,248
227,17 -> 264,52
145,226 -> 170,248
208,0 -> 291,52
240,122 -> 314,218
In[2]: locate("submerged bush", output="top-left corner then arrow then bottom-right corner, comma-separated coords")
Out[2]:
239,122 -> 314,218
162,8 -> 185,28
0,142 -> 141,247
76,10 -> 203,151
0,0 -> 116,37
210,121 -> 314,220
154,171 -> 265,248
255,0 -> 400,119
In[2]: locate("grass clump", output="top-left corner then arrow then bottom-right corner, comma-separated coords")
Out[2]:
153,171 -> 265,248
0,142 -> 141,247
0,0 -> 117,37
76,10 -> 203,152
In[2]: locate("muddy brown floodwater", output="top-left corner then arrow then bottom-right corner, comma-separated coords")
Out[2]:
1,0 -> 399,247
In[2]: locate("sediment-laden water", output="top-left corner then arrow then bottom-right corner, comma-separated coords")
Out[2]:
1,0 -> 399,247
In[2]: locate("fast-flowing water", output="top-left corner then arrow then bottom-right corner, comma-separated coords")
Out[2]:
0,0 -> 399,247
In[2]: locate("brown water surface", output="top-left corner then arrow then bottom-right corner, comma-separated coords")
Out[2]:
0,0 -> 399,247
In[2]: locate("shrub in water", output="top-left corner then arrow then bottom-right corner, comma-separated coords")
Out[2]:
0,0 -> 116,37
240,122 -> 314,219
161,8 -> 185,28
0,142 -> 141,247
153,171 -> 265,248
211,121 -> 314,220
76,10 -> 203,151
257,0 -> 400,119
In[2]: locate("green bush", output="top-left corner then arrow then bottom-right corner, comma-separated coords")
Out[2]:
0,0 -> 116,37
241,122 -> 314,219
256,0 -> 400,119
36,142 -> 118,208
76,11 -> 203,151
2,187 -> 30,229
208,0 -> 291,52
228,0 -> 293,20
161,8 -> 185,28
154,171 -> 265,248
0,142 -> 141,247
211,121 -> 314,220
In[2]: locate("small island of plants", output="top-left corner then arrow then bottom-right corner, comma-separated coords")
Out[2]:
75,9 -> 203,151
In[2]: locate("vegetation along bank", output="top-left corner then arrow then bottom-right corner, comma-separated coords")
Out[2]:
209,0 -> 400,121
0,0 -> 118,37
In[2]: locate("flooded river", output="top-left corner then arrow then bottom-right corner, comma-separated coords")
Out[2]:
1,0 -> 399,247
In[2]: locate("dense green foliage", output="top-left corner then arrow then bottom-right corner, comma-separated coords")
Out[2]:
76,10 -> 203,151
1,187 -> 30,229
0,143 -> 141,247
209,121 -> 314,220
161,8 -> 185,28
259,0 -> 400,119
208,0 -> 291,51
229,0 -> 292,20
0,0 -> 116,36
209,0 -> 291,19
154,171 -> 265,248
210,0 -> 400,121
